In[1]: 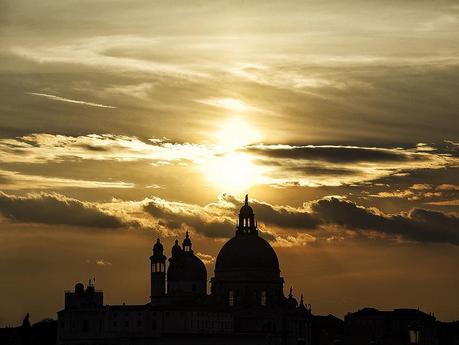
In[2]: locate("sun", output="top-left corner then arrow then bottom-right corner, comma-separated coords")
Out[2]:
204,118 -> 264,193
214,118 -> 261,151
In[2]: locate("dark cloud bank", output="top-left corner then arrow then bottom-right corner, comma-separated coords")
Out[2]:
144,194 -> 459,246
0,192 -> 127,229
246,145 -> 426,163
0,192 -> 457,246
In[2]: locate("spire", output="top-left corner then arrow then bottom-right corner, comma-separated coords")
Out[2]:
300,294 -> 304,305
289,287 -> 293,298
245,194 -> 248,205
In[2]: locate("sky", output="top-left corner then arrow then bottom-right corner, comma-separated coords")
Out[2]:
0,0 -> 458,325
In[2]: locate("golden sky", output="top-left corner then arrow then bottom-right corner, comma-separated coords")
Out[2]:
0,0 -> 458,325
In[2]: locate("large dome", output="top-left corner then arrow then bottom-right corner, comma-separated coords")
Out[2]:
215,235 -> 279,273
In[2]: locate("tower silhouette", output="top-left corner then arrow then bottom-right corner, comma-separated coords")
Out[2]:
150,238 -> 166,300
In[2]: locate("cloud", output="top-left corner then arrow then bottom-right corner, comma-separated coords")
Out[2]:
0,134 -> 456,189
0,134 -> 210,164
197,98 -> 253,112
369,183 -> 459,203
144,197 -> 235,238
143,194 -> 459,246
0,191 -> 135,229
104,83 -> 154,100
0,169 -> 133,190
426,200 -> 459,206
12,36 -> 208,80
246,143 -> 457,187
26,92 -> 116,108
96,259 -> 112,266
220,194 -> 320,229
196,252 -> 215,265
437,184 -> 459,191
247,144 -> 439,163
309,197 -> 459,245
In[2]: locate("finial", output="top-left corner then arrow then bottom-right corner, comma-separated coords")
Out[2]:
245,194 -> 248,205
156,238 -> 160,243
300,294 -> 304,305
185,230 -> 189,239
289,287 -> 293,298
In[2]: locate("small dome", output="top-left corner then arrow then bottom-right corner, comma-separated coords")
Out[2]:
215,235 -> 279,273
167,254 -> 207,282
75,282 -> 84,294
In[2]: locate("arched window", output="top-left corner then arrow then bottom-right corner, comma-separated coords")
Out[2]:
228,290 -> 235,306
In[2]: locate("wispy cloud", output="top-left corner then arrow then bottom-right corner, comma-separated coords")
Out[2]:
247,143 -> 457,187
0,134 -> 457,189
196,252 -> 215,265
0,169 -> 133,190
26,92 -> 116,108
0,133 -> 211,164
197,98 -> 252,112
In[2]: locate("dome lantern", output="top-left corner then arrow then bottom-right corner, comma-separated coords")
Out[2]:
182,231 -> 192,253
236,194 -> 258,236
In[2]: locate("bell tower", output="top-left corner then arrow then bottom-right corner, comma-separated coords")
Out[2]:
150,238 -> 166,302
236,194 -> 258,236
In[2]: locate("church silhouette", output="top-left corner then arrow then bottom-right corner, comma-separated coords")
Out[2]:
57,195 -> 312,345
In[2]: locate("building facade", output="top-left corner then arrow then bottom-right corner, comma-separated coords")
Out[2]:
57,196 -> 312,345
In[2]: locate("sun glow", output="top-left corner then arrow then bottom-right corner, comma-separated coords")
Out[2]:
205,118 -> 264,192
215,118 -> 261,151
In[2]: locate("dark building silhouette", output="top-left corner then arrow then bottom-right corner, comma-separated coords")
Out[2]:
343,307 -> 437,345
57,196 -> 312,345
0,317 -> 57,345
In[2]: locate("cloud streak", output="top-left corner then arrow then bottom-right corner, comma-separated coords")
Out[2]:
0,169 -> 134,190
26,92 -> 116,109
1,134 -> 457,189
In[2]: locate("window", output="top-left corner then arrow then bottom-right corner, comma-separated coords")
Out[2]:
228,290 -> 235,306
261,291 -> 267,306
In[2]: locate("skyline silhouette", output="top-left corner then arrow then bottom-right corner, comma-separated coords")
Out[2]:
1,197 -> 458,344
